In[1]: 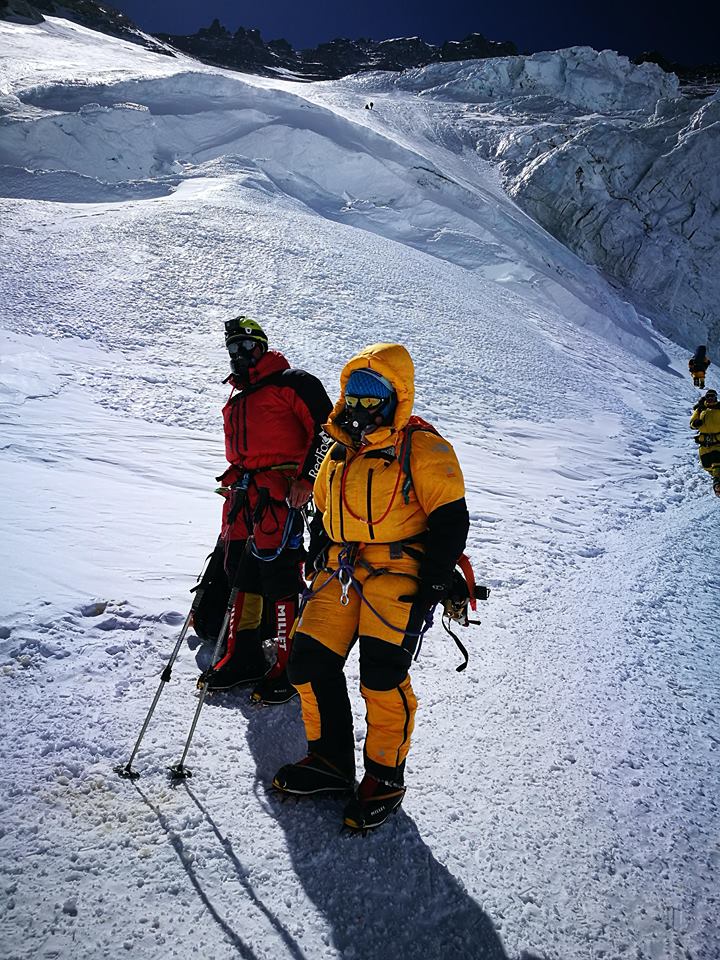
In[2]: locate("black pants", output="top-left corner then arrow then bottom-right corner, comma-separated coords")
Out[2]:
224,539 -> 303,601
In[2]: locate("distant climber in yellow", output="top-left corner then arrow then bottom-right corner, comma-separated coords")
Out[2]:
690,389 -> 720,497
688,346 -> 711,388
272,343 -> 469,831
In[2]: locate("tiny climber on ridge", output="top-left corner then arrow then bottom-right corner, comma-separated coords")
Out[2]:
272,342 -> 470,832
203,316 -> 332,704
688,346 -> 711,389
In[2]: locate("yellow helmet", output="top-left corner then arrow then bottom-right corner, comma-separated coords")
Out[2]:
224,315 -> 268,347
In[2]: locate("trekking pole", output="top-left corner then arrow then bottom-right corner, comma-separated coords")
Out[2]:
168,535 -> 251,781
114,538 -> 224,780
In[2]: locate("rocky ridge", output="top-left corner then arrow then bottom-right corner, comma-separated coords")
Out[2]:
155,19 -> 518,80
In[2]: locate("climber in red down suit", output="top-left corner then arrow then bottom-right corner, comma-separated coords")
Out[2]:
205,315 -> 332,705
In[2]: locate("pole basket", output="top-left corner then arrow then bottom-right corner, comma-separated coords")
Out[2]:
114,763 -> 141,781
168,763 -> 193,780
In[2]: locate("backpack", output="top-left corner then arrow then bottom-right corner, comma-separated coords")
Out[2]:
190,540 -> 275,645
190,540 -> 229,644
399,415 -> 440,504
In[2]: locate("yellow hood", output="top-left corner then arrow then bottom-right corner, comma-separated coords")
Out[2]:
327,343 -> 415,446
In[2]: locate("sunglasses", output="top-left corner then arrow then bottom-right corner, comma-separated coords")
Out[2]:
227,339 -> 258,355
345,395 -> 384,409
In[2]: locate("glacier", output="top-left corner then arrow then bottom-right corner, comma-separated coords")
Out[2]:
1,16 -> 719,960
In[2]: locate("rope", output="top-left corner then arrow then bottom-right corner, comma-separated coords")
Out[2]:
249,507 -> 300,562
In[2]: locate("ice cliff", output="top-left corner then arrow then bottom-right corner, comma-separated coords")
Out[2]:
390,47 -> 719,350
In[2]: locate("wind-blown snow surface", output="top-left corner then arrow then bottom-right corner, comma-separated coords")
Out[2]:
1,18 -> 719,960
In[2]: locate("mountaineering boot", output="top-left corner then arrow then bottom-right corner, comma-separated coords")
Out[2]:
205,628 -> 267,691
713,479 -> 720,498
251,668 -> 298,705
343,774 -> 406,832
272,754 -> 354,796
205,653 -> 267,690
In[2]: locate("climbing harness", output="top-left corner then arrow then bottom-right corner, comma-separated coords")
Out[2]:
218,464 -> 304,561
301,542 -> 433,647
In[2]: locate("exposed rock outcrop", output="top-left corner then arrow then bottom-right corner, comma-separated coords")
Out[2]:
157,25 -> 518,80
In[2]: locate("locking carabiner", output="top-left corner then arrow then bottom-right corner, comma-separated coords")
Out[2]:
338,566 -> 353,606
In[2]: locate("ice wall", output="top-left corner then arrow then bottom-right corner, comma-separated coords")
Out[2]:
391,48 -> 718,350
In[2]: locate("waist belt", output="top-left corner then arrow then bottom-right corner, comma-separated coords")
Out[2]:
225,464 -> 298,525
698,433 -> 720,445
341,539 -> 426,583
338,535 -> 426,558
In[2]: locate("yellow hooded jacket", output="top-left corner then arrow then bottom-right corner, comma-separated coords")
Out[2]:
690,404 -> 720,455
314,343 -> 466,545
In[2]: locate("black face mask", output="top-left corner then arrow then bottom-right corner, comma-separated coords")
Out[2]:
335,405 -> 384,442
229,353 -> 252,377
227,339 -> 261,377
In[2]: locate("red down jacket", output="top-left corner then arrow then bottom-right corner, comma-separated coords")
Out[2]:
219,350 -> 332,546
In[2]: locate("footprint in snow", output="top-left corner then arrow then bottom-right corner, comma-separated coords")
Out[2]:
158,610 -> 185,625
79,601 -> 109,617
10,636 -> 71,660
94,616 -> 140,632
576,546 -> 605,558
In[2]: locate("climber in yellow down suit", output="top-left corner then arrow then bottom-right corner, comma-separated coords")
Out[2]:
691,389 -> 720,498
272,342 -> 469,832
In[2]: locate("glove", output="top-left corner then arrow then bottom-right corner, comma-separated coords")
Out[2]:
306,529 -> 331,572
287,477 -> 313,508
399,579 -> 449,608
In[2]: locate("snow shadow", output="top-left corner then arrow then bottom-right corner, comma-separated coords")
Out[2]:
181,674 -> 508,956
240,700 -> 510,960
0,164 -> 175,202
18,73 -> 260,116
132,781 -> 305,960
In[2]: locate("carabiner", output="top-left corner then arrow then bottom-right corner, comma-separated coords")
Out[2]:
338,566 -> 353,606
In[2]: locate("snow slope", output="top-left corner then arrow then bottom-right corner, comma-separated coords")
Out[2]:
1,17 -> 719,960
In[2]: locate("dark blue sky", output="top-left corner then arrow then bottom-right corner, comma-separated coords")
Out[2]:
111,1 -> 712,66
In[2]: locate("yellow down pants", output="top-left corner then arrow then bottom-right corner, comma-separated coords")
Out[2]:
288,544 -> 423,783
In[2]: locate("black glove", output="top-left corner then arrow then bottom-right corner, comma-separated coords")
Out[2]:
306,536 -> 330,572
305,511 -> 331,572
399,578 -> 449,608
